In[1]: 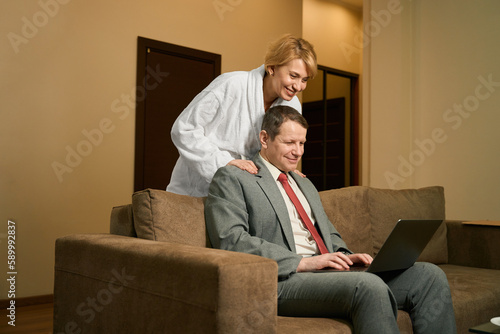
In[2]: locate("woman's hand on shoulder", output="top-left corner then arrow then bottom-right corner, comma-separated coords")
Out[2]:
293,169 -> 306,178
227,159 -> 258,174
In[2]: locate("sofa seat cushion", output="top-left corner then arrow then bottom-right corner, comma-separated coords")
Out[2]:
132,189 -> 208,247
277,316 -> 352,333
439,264 -> 500,333
277,310 -> 413,333
367,186 -> 448,264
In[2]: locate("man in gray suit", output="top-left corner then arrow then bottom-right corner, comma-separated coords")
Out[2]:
205,106 -> 456,333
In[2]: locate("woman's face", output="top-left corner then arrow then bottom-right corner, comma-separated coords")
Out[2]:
268,59 -> 310,101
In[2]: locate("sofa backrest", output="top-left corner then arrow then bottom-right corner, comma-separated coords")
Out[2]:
111,185 -> 448,264
319,186 -> 372,254
110,204 -> 136,237
319,185 -> 448,264
131,189 -> 209,247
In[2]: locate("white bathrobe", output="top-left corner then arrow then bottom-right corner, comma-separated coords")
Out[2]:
167,65 -> 302,197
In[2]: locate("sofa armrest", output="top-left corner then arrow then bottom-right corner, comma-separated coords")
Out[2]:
54,234 -> 278,334
446,220 -> 500,270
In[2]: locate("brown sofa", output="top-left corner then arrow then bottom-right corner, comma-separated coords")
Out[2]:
53,186 -> 500,333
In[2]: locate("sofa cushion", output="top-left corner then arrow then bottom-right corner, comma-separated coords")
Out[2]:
277,309 -> 413,333
439,264 -> 500,333
367,186 -> 447,264
319,186 -> 372,255
132,189 -> 208,247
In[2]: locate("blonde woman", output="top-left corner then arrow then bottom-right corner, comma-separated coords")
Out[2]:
167,34 -> 317,196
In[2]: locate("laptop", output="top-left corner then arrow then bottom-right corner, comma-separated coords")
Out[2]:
313,219 -> 443,274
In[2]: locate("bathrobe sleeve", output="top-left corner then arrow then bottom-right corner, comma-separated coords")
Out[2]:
171,90 -> 234,182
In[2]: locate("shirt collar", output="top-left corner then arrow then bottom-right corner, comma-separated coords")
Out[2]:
259,152 -> 288,181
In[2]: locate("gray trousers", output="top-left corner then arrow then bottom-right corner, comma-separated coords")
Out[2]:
278,262 -> 456,334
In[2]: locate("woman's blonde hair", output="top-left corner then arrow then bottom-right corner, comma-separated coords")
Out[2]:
264,34 -> 317,79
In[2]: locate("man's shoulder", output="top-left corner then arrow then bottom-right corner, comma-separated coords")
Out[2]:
208,166 -> 263,201
291,173 -> 321,196
212,165 -> 259,184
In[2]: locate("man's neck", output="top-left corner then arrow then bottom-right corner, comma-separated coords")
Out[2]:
259,152 -> 287,180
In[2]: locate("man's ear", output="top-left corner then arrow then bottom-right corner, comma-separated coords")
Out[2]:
259,130 -> 269,148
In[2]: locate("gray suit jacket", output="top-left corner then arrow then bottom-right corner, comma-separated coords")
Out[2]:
205,153 -> 351,279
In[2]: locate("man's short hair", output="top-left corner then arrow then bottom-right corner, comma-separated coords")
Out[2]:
262,106 -> 308,141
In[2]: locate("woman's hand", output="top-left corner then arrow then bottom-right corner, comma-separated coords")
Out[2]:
227,159 -> 258,174
293,169 -> 306,178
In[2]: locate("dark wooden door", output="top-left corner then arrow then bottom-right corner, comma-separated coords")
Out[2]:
134,37 -> 221,191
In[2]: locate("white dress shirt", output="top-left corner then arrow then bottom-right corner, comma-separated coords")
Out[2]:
260,155 -> 319,257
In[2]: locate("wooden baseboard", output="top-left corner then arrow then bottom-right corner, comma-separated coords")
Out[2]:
0,294 -> 53,308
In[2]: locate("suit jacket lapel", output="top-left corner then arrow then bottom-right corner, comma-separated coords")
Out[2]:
253,154 -> 297,253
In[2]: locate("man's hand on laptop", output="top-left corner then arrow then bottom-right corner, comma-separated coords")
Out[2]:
346,253 -> 373,268
297,252 -> 373,272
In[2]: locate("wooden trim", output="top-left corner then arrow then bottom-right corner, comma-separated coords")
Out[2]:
0,294 -> 53,308
351,76 -> 360,186
317,65 -> 358,80
316,65 -> 361,186
134,37 -> 148,193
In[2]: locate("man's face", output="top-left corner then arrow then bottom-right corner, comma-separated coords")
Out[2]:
260,120 -> 307,172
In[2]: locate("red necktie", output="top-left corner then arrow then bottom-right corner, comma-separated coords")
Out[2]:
278,173 -> 329,255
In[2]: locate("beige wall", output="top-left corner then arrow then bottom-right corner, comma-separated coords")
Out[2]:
303,0 -> 362,73
0,0 -> 302,298
363,0 -> 500,220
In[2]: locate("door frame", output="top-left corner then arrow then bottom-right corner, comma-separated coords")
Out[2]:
313,65 -> 360,187
134,37 -> 221,191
